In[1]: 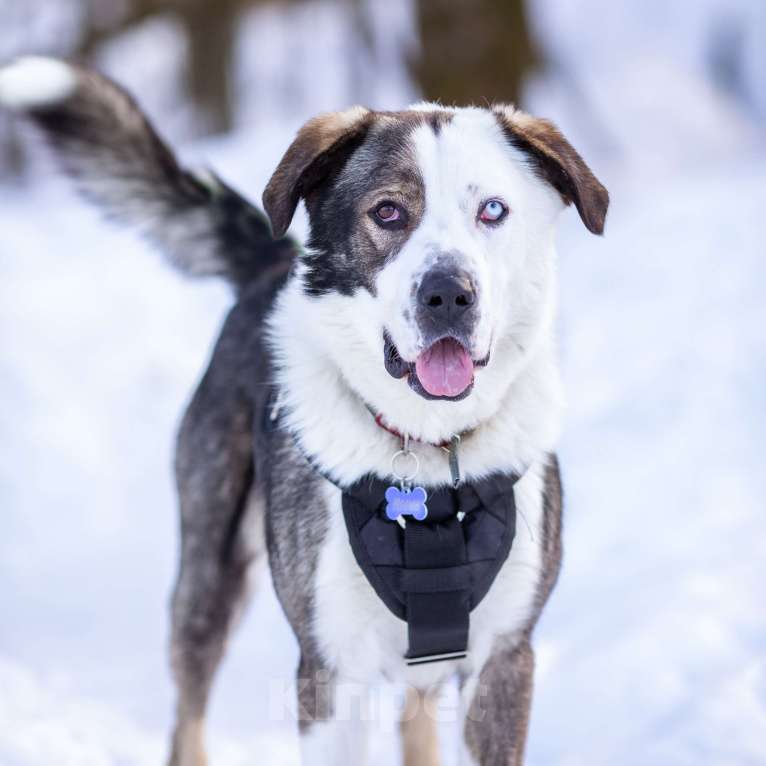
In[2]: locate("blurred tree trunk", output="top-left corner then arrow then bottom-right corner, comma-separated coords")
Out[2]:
410,0 -> 540,107
0,118 -> 24,177
178,0 -> 240,134
80,0 -> 245,135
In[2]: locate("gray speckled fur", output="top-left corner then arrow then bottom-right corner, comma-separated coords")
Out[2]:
167,260 -> 342,748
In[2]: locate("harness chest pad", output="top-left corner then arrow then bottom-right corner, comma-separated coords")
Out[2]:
341,473 -> 519,663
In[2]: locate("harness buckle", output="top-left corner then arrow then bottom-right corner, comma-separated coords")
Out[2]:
405,650 -> 468,666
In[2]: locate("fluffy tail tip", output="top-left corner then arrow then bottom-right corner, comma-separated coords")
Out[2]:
0,56 -> 77,111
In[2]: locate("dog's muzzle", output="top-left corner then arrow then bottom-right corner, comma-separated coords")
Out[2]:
382,267 -> 486,401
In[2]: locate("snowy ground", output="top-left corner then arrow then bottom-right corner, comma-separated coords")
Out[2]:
2,2 -> 766,765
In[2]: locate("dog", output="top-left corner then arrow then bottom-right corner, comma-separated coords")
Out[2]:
0,56 -> 608,766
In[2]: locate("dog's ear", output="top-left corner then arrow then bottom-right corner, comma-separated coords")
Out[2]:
494,106 -> 609,235
263,106 -> 373,237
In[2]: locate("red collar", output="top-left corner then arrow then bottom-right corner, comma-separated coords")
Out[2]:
372,411 -> 455,450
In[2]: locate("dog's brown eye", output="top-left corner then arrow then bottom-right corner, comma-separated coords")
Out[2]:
375,203 -> 400,222
479,198 -> 508,225
370,201 -> 407,230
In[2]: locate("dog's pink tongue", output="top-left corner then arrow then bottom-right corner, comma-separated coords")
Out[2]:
415,338 -> 474,397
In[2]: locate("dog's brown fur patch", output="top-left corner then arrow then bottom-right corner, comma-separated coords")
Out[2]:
495,105 -> 610,234
263,106 -> 374,238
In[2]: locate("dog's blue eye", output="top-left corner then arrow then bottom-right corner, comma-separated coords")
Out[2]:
479,199 -> 508,224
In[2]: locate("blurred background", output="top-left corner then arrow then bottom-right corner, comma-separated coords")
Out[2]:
1,1 -> 765,764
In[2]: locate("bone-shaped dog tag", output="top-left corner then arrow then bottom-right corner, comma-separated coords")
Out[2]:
384,485 -> 428,522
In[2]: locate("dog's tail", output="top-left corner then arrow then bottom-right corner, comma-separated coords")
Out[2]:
0,56 -> 294,289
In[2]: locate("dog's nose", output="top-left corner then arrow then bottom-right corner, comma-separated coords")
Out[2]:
417,269 -> 476,319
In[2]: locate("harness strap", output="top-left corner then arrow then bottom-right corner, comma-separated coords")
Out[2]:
404,515 -> 470,663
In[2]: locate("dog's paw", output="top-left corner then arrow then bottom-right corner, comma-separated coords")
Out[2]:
0,56 -> 77,111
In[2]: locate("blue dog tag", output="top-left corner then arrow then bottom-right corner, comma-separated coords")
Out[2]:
385,485 -> 428,521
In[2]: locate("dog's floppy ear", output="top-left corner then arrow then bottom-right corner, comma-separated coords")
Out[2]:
495,105 -> 609,235
263,106 -> 373,237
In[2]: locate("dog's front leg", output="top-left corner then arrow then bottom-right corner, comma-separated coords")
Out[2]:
460,638 -> 535,766
296,654 -> 373,766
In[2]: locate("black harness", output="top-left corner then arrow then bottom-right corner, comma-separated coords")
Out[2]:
267,386 -> 521,665
342,473 -> 519,665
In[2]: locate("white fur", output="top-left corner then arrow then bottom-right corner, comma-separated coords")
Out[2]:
382,110 -> 563,364
266,105 -> 567,760
0,56 -> 77,110
300,709 -> 373,765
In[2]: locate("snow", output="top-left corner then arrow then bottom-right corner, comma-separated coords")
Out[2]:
531,157 -> 766,766
1,1 -> 765,764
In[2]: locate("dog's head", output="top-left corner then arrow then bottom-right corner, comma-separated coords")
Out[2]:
264,105 -> 608,433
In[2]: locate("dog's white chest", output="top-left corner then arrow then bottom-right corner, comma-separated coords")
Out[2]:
311,465 -> 546,686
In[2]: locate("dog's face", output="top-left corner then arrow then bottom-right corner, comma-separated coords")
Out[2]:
264,105 -> 608,429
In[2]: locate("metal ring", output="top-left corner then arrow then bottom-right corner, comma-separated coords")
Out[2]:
390,449 -> 419,483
